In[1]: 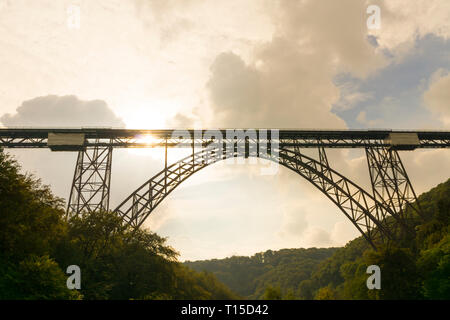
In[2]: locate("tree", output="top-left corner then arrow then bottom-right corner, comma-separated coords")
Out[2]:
0,151 -> 66,262
0,255 -> 81,300
0,151 -> 76,299
339,262 -> 369,300
54,209 -> 238,300
297,279 -> 315,300
283,288 -> 297,300
314,287 -> 335,300
262,286 -> 282,300
364,246 -> 422,300
53,210 -> 178,299
417,234 -> 450,299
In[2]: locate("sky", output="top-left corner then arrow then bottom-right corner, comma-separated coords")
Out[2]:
0,0 -> 449,261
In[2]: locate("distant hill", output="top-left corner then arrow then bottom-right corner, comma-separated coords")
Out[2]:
185,247 -> 338,299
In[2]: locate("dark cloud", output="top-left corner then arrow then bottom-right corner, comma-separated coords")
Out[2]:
171,1 -> 390,129
1,95 -> 125,127
166,112 -> 196,128
132,0 -> 197,45
207,52 -> 261,118
205,41 -> 347,128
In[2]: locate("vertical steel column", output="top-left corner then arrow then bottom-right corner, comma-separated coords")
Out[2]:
67,139 -> 113,218
192,136 -> 195,173
318,145 -> 329,167
317,139 -> 333,189
165,138 -> 168,194
365,146 -> 423,223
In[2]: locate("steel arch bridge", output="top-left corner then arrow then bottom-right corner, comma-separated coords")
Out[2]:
1,128 -> 450,249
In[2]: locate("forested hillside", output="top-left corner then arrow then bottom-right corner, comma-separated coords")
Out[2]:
185,248 -> 337,299
187,179 -> 450,300
0,150 -> 238,300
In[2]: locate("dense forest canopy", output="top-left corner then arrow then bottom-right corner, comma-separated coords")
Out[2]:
0,148 -> 449,299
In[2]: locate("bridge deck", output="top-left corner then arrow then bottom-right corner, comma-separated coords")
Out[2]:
0,128 -> 449,149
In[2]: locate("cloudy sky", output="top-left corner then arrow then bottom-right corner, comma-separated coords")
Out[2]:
1,0 -> 449,261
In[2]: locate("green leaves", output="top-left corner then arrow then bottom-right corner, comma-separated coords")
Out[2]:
417,234 -> 450,299
0,151 -> 66,262
0,255 -> 81,300
185,248 -> 337,299
262,286 -> 282,300
0,150 -> 237,300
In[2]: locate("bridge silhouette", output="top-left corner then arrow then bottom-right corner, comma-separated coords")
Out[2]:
1,128 -> 450,249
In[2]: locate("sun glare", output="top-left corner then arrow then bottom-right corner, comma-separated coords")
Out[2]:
127,134 -> 190,161
136,134 -> 160,146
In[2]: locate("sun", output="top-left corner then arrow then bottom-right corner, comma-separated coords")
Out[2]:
126,134 -> 161,157
127,133 -> 192,161
135,134 -> 160,146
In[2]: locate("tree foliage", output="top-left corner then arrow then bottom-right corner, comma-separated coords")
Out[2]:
0,150 -> 238,300
185,247 -> 337,299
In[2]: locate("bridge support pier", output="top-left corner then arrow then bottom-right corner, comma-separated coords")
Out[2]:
67,140 -> 113,218
365,147 -> 423,229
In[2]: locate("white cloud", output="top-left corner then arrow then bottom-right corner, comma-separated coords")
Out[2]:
330,220 -> 360,246
401,149 -> 450,195
301,227 -> 334,247
1,95 -> 125,127
356,110 -> 383,127
277,205 -> 309,241
371,0 -> 450,56
333,82 -> 373,111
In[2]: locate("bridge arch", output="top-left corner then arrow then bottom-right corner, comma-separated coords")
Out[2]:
114,146 -> 406,249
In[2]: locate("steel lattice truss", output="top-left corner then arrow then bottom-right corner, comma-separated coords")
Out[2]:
113,143 -> 409,248
365,147 -> 423,231
67,140 -> 113,217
